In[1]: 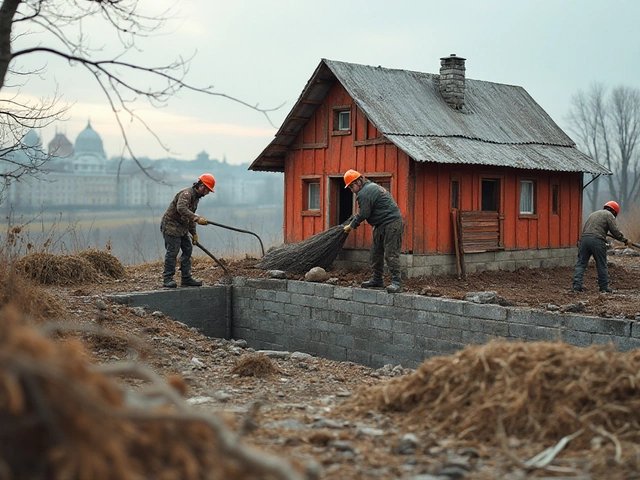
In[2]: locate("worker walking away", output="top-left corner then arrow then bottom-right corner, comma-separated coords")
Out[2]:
342,169 -> 405,293
161,173 -> 215,288
572,200 -> 630,293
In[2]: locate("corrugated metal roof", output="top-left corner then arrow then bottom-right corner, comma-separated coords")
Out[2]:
249,59 -> 609,175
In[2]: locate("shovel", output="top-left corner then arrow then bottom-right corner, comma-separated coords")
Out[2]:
193,238 -> 229,275
607,234 -> 640,249
204,220 -> 265,257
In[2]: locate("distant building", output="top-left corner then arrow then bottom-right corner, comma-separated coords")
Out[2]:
1,122 -> 284,210
4,121 -> 170,208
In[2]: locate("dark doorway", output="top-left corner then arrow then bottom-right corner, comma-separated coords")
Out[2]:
329,177 -> 355,226
481,179 -> 500,211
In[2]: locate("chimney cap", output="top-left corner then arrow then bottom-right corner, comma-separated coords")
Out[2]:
440,53 -> 466,61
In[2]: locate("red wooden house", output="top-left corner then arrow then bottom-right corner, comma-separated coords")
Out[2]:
249,55 -> 609,277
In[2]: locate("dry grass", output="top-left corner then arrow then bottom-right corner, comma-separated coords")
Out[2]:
342,339 -> 640,452
14,252 -> 99,286
231,354 -> 279,377
0,306 -> 303,480
77,248 -> 126,279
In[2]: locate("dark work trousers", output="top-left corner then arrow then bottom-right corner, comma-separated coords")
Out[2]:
163,233 -> 193,281
370,218 -> 404,281
572,235 -> 609,290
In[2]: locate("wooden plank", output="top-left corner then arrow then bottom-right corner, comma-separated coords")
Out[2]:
458,210 -> 503,254
452,209 -> 463,278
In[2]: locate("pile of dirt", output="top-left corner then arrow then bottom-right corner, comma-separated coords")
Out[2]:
231,353 -> 279,377
341,339 -> 640,451
0,306 -> 304,480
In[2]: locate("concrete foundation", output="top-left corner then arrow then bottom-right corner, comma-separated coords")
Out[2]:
333,247 -> 578,278
110,273 -> 640,370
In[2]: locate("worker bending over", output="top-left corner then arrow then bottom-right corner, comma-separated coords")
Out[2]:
161,173 -> 215,288
343,169 -> 404,293
572,200 -> 629,293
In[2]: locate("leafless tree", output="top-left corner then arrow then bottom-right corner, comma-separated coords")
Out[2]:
0,0 -> 280,199
567,83 -> 640,212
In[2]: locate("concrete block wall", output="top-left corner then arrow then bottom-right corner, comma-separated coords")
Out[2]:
110,276 -> 640,370
333,247 -> 578,278
109,286 -> 230,339
232,277 -> 640,369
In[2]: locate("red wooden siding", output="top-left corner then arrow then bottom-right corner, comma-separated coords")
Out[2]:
282,83 -> 584,255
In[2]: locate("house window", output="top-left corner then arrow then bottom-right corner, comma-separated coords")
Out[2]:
338,111 -> 350,131
302,177 -> 321,214
552,184 -> 559,215
451,180 -> 460,209
520,180 -> 536,214
307,182 -> 320,210
369,176 -> 391,192
332,105 -> 351,134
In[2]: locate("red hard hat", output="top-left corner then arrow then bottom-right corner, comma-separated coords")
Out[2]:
343,169 -> 361,188
604,200 -> 620,216
199,173 -> 215,192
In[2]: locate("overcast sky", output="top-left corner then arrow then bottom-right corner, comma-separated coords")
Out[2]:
8,0 -> 640,165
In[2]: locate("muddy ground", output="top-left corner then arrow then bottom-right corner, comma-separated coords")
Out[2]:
40,249 -> 640,479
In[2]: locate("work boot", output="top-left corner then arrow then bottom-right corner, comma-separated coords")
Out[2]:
163,279 -> 177,289
387,272 -> 402,293
182,277 -> 203,287
600,287 -> 614,294
573,284 -> 584,292
361,277 -> 384,288
386,281 -> 402,294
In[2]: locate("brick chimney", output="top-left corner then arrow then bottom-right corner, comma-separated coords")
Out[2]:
438,54 -> 466,110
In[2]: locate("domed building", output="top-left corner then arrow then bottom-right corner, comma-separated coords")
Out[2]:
48,131 -> 74,159
72,121 -> 107,174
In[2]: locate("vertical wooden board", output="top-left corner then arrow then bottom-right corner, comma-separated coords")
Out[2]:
569,175 -> 581,246
413,162 -> 426,253
537,175 -> 549,249
437,166 -> 453,253
560,175 -> 572,246
424,167 -> 439,251
501,174 -> 515,248
283,156 -> 291,243
395,151 -> 410,251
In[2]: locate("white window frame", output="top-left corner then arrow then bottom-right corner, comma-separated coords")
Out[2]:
338,111 -> 350,131
520,180 -> 535,214
307,182 -> 320,210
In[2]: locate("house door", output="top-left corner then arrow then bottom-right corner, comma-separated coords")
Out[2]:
328,176 -> 354,226
481,179 -> 500,211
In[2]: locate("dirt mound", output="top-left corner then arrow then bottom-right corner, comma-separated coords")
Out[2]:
14,252 -> 98,286
78,248 -> 126,279
342,339 -> 640,450
0,306 -> 303,480
231,354 -> 279,377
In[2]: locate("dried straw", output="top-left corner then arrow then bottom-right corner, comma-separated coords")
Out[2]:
255,225 -> 348,274
231,354 -> 279,377
0,306 -> 304,480
342,339 -> 640,450
78,249 -> 126,279
14,252 -> 98,286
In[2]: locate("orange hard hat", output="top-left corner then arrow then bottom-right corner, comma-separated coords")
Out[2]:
604,200 -> 620,216
199,173 -> 215,192
343,169 -> 361,188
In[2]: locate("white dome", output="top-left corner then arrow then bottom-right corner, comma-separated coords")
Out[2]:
75,121 -> 105,158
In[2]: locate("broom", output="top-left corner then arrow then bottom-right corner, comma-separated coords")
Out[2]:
255,224 -> 349,274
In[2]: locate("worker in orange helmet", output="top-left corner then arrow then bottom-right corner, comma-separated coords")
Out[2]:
160,173 -> 215,288
343,169 -> 405,293
572,200 -> 630,293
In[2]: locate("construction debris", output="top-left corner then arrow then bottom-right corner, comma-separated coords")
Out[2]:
342,339 -> 640,451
